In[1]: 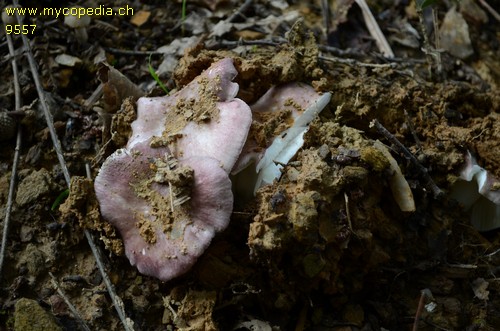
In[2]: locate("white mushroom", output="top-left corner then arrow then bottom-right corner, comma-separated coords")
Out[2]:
450,151 -> 500,231
2,5 -> 23,25
64,7 -> 91,43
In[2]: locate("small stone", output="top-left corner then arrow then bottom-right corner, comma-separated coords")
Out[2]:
14,298 -> 62,331
16,244 -> 46,278
439,6 -> 474,59
16,168 -> 53,206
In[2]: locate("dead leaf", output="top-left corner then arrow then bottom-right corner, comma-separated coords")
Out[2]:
234,29 -> 265,40
439,6 -> 474,59
472,277 -> 489,300
130,10 -> 151,27
97,63 -> 145,114
55,54 -> 82,67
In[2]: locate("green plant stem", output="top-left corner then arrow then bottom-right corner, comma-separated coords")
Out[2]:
148,54 -> 169,95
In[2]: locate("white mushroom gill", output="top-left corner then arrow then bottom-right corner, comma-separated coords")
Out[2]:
450,151 -> 500,231
373,140 -> 416,212
254,92 -> 332,193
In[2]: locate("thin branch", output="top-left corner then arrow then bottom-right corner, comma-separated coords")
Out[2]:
321,0 -> 330,37
318,44 -> 368,58
0,47 -> 26,67
11,2 -> 135,329
206,38 -> 286,50
83,83 -> 104,111
104,47 -> 163,56
227,0 -> 254,23
370,119 -> 443,199
49,272 -> 92,331
319,55 -> 398,68
477,0 -> 500,22
354,0 -> 394,58
207,36 -> 425,67
13,2 -> 71,186
84,164 -> 135,331
0,32 -> 22,279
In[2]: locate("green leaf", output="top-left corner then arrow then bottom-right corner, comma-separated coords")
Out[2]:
417,0 -> 438,9
51,189 -> 69,211
148,54 -> 169,95
182,0 -> 187,22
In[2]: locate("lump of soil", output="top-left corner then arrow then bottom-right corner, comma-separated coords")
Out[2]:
163,289 -> 217,331
14,298 -> 62,331
15,168 -> 54,206
16,244 -> 47,279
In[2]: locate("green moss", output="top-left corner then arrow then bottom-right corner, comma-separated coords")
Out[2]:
302,253 -> 325,278
14,298 -> 62,331
360,146 -> 390,172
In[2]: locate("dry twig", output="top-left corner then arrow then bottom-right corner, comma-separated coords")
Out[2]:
0,29 -> 22,279
320,0 -> 330,37
49,272 -> 92,331
227,0 -> 254,23
104,47 -> 163,56
206,38 -> 286,49
84,160 -> 135,331
13,3 -> 71,186
354,0 -> 394,58
10,1 -> 135,329
370,119 -> 443,199
478,0 -> 500,22
319,55 -> 398,68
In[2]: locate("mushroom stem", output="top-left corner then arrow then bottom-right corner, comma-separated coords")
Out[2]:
63,6 -> 91,44
74,27 -> 88,43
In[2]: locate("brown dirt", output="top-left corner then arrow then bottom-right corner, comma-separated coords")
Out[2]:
1,1 -> 500,330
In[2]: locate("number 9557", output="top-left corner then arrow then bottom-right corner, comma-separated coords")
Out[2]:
5,24 -> 36,35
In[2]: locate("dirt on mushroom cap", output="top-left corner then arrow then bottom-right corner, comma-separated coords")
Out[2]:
150,76 -> 221,148
2,3 -> 500,329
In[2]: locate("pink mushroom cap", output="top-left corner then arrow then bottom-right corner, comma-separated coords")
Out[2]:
95,58 -> 252,281
95,141 -> 233,280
